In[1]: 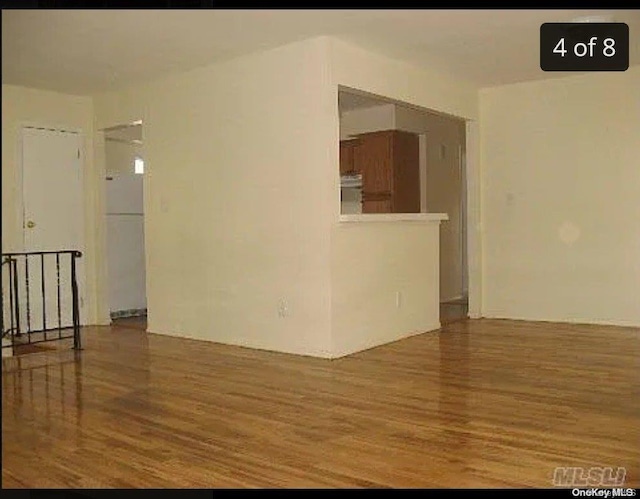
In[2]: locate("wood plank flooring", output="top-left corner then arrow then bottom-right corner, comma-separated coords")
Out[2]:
2,318 -> 639,488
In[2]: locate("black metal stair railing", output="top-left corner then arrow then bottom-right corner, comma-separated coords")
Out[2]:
2,250 -> 82,352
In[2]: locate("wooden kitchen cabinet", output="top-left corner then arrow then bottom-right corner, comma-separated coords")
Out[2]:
352,130 -> 420,213
362,192 -> 392,213
357,132 -> 392,193
339,139 -> 360,175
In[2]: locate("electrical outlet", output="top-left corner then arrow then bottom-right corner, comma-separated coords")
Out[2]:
278,298 -> 289,318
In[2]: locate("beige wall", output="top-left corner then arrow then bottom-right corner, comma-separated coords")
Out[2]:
480,67 -> 640,326
1,84 -> 102,324
331,221 -> 441,357
94,37 -> 336,356
339,103 -> 395,140
328,37 -> 479,354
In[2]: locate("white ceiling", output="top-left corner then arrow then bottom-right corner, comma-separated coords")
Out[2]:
3,9 -> 640,96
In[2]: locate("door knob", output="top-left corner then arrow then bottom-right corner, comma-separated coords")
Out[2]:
26,221 -> 36,229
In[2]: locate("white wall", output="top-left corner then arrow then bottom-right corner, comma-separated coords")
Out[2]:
339,103 -> 395,140
328,37 -> 479,355
95,37 -> 335,357
1,84 -> 101,324
105,140 -> 146,315
480,67 -> 640,326
331,221 -> 441,357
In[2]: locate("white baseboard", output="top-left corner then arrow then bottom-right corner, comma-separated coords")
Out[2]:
482,314 -> 639,328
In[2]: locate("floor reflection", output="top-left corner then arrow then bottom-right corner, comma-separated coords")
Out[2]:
438,323 -> 471,449
2,350 -> 84,436
440,297 -> 469,325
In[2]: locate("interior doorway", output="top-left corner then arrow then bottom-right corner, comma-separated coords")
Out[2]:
102,123 -> 147,325
426,122 -> 468,324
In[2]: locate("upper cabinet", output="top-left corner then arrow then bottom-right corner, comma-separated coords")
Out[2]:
339,139 -> 360,176
355,131 -> 393,194
340,130 -> 420,214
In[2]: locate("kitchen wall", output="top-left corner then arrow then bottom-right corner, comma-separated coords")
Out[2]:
1,84 -> 101,325
339,103 -> 395,140
105,139 -> 146,316
95,37 -> 335,357
480,66 -> 640,326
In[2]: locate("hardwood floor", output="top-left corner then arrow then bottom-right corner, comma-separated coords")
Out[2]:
2,318 -> 639,488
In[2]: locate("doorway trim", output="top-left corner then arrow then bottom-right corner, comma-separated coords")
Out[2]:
465,119 -> 482,318
99,122 -> 147,326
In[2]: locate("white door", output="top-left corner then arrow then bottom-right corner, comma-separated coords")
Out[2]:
21,127 -> 86,332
